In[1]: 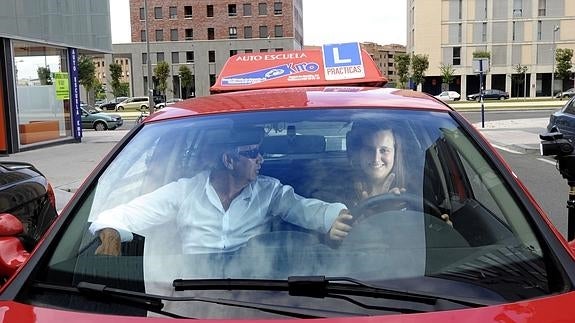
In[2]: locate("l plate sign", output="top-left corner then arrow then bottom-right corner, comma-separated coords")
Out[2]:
322,42 -> 365,80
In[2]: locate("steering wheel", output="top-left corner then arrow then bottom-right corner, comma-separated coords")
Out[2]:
351,192 -> 443,224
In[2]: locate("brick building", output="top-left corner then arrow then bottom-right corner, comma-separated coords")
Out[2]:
361,43 -> 406,86
108,0 -> 303,98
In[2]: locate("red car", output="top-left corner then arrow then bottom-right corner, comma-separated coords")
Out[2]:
1,44 -> 575,322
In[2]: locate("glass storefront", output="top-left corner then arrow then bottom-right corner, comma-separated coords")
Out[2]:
13,41 -> 72,146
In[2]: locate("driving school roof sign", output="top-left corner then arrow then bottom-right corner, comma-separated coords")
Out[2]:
210,42 -> 386,93
322,43 -> 365,80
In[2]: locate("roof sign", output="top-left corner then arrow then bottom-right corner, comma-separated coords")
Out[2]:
322,43 -> 365,81
210,42 -> 386,93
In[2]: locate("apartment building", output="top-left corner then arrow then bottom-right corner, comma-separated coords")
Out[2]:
361,43 -> 406,86
407,0 -> 575,98
109,0 -> 303,98
94,56 -> 132,91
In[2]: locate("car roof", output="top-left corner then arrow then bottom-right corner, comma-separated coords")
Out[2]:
146,87 -> 452,122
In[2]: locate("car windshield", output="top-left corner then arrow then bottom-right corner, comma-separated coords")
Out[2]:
26,108 -> 564,318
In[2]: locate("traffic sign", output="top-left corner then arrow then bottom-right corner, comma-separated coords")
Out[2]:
322,42 -> 365,80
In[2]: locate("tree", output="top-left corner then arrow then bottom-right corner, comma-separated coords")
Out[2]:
439,63 -> 455,91
556,48 -> 574,93
117,82 -> 130,97
395,54 -> 410,89
179,65 -> 194,99
78,55 -> 97,104
154,61 -> 170,96
92,79 -> 106,100
108,62 -> 124,98
511,64 -> 528,98
37,66 -> 53,85
411,54 -> 429,90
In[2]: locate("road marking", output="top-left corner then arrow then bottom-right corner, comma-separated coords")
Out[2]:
492,144 -> 524,154
537,158 -> 556,166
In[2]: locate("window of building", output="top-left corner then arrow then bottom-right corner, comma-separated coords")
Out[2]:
274,2 -> 282,15
208,28 -> 215,40
512,22 -> 517,41
169,6 -> 177,19
243,3 -> 252,16
244,26 -> 252,38
170,29 -> 178,41
274,48 -> 283,52
259,25 -> 268,38
274,25 -> 283,37
154,7 -> 162,19
186,51 -> 195,63
513,0 -> 522,17
207,5 -> 214,17
538,0 -> 546,16
172,52 -> 179,63
452,47 -> 461,65
245,49 -> 253,53
155,29 -> 163,41
184,6 -> 192,18
142,52 -> 148,63
139,7 -> 145,20
140,30 -> 146,42
230,49 -> 238,57
457,23 -> 462,43
210,74 -> 216,86
258,3 -> 267,15
228,4 -> 237,16
157,52 -> 164,62
208,50 -> 216,63
482,22 -> 487,42
229,27 -> 238,39
458,0 -> 462,19
260,48 -> 269,52
185,28 -> 193,40
537,20 -> 542,40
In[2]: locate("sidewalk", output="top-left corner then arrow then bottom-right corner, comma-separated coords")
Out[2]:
0,117 -> 550,211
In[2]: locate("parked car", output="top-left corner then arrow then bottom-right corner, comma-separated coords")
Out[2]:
433,91 -> 460,101
3,45 -> 575,322
155,98 -> 183,109
98,97 -> 130,111
555,88 -> 575,99
466,89 -> 509,101
547,96 -> 575,138
80,105 -> 123,131
115,96 -> 149,111
0,161 -> 57,253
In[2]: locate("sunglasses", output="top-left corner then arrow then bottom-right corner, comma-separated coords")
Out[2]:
237,147 -> 261,159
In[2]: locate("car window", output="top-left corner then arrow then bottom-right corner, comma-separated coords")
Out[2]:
563,99 -> 575,115
32,108 -> 560,318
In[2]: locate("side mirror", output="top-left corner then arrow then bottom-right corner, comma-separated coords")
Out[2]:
0,213 -> 29,278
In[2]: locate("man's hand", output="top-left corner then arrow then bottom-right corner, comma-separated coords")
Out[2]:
329,209 -> 353,241
95,228 -> 122,256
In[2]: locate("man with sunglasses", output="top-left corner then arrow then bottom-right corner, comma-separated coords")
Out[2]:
90,127 -> 353,256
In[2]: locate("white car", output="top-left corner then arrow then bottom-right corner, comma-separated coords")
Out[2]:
155,98 -> 183,109
434,91 -> 461,101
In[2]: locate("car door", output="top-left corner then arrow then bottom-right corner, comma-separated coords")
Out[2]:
80,108 -> 93,128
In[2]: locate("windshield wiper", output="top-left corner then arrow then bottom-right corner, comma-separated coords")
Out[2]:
32,281 -> 359,318
173,276 -> 498,308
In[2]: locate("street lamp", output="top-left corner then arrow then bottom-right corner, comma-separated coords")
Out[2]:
144,0 -> 155,113
551,25 -> 560,99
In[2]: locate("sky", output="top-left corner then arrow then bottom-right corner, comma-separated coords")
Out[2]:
110,0 -> 407,46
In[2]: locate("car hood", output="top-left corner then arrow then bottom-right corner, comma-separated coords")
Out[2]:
3,292 -> 575,322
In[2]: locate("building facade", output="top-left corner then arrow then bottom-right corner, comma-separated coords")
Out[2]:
361,43 -> 406,86
407,0 -> 575,98
109,0 -> 303,99
0,0 -> 112,154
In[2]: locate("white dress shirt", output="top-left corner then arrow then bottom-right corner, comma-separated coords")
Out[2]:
89,171 -> 346,254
